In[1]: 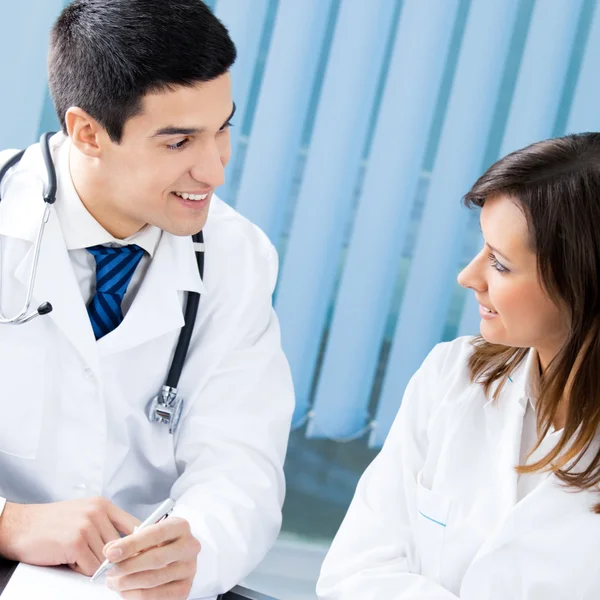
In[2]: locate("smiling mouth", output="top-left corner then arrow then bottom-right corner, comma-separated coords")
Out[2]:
173,191 -> 209,201
480,304 -> 498,315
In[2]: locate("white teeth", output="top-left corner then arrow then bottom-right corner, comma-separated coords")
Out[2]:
174,192 -> 209,201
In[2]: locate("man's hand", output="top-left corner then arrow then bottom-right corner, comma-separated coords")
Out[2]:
104,517 -> 200,600
0,498 -> 140,576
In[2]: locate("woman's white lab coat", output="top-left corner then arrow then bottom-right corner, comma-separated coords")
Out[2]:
0,138 -> 294,599
317,337 -> 600,600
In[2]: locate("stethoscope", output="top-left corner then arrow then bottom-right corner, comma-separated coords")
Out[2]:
0,132 -> 204,435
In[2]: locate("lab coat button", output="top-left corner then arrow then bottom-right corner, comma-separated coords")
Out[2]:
83,368 -> 94,381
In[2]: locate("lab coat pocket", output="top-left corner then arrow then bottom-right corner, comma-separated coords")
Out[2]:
416,475 -> 451,582
0,343 -> 45,459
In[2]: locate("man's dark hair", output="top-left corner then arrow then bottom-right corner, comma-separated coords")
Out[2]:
48,0 -> 237,142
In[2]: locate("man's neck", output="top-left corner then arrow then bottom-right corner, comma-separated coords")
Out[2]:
68,147 -> 142,240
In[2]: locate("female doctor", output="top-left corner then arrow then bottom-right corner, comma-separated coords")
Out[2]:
317,133 -> 600,599
0,2 -> 293,600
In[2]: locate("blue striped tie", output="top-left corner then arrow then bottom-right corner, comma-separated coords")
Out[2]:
86,244 -> 146,340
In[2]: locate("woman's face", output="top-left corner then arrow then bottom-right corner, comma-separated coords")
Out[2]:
458,194 -> 569,369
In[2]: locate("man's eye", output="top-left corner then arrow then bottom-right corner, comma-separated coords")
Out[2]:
167,139 -> 189,151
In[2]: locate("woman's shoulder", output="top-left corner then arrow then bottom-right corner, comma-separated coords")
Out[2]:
416,335 -> 481,409
424,335 -> 476,378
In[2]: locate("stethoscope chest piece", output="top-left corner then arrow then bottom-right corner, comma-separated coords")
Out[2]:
148,385 -> 184,435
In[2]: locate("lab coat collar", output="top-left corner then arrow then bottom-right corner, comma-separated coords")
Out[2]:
0,139 -> 50,242
13,216 -> 206,363
0,138 -> 103,372
95,231 -> 206,356
482,347 -> 537,426
14,202 -> 102,377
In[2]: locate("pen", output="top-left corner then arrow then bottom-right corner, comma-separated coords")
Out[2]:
90,497 -> 176,582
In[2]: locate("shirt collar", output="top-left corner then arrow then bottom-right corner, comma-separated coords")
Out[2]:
53,134 -> 161,256
510,347 -> 564,434
523,348 -> 542,403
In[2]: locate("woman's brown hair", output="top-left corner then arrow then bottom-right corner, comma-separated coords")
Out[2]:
464,132 -> 600,510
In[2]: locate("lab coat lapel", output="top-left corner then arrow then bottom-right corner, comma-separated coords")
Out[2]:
14,205 -> 100,375
482,381 -> 527,523
97,232 -> 206,356
474,468 -> 592,562
475,349 -> 595,560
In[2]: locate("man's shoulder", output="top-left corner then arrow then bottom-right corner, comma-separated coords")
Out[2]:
0,149 -> 21,164
204,195 -> 275,262
0,149 -> 27,176
201,196 -> 278,297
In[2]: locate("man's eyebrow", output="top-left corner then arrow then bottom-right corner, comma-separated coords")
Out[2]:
150,103 -> 236,138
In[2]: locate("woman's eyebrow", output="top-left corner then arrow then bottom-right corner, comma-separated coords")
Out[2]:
487,243 -> 513,263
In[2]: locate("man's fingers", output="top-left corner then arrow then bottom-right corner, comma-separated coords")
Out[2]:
107,559 -> 194,592
105,518 -> 187,562
111,537 -> 190,576
97,516 -> 122,548
70,544 -> 102,577
84,524 -> 109,565
118,578 -> 193,600
107,503 -> 141,536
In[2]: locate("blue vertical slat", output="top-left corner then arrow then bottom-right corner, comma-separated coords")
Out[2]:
496,0 -> 584,156
566,2 -> 600,133
371,0 -> 521,447
0,0 -> 65,149
306,0 -> 461,440
213,0 -> 270,203
233,0 -> 333,241
274,1 -> 398,424
38,89 -> 62,137
457,0 -> 584,339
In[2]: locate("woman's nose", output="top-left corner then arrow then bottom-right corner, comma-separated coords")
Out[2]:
458,252 -> 486,292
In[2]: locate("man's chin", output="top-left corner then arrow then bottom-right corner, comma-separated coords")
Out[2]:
162,212 -> 210,237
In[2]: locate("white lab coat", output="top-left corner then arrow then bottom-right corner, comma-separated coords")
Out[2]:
317,337 -> 600,600
0,139 -> 294,599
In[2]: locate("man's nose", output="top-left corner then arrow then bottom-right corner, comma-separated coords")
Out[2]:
190,142 -> 226,189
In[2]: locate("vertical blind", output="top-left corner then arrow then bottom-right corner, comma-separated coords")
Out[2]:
1,0 -> 600,448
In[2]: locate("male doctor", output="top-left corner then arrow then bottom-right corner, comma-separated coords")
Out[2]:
0,1 -> 294,599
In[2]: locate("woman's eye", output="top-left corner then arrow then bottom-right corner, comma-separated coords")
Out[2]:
219,120 -> 234,132
488,253 -> 509,274
167,138 -> 190,151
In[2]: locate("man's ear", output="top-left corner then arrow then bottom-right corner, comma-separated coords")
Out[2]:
65,107 -> 107,158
